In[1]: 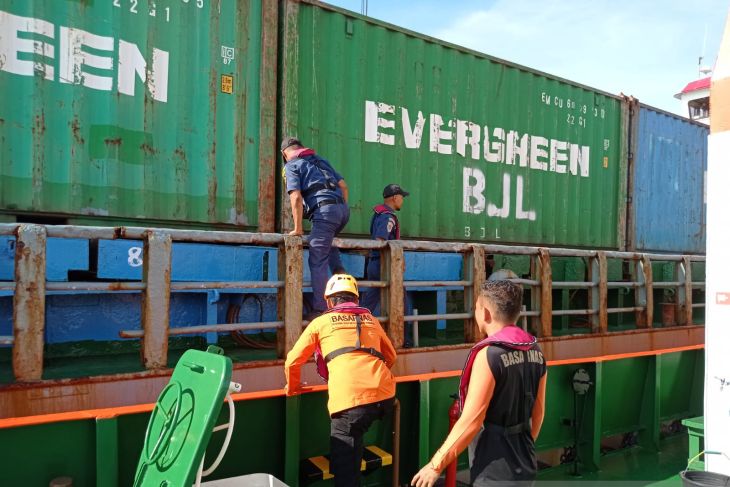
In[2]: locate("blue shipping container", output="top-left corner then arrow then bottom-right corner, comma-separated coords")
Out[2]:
631,105 -> 708,253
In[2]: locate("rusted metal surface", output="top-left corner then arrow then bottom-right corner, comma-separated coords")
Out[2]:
0,221 -> 708,386
590,254 -> 600,332
278,0 -> 300,234
682,256 -> 693,325
465,245 -> 485,343
141,232 -> 172,369
119,322 -> 284,338
279,235 -> 303,358
617,98 -> 631,251
387,241 -> 405,349
358,280 -> 387,288
400,241 -> 472,253
597,254 -> 609,332
0,326 -> 704,418
624,97 -> 640,252
553,281 -> 594,288
403,280 -> 470,288
169,281 -> 284,290
607,307 -> 644,314
257,0 -> 279,233
332,238 -> 386,250
0,222 -> 710,260
13,224 -> 46,382
44,225 -> 286,245
653,281 -> 683,288
552,309 -> 596,316
638,255 -> 654,327
538,249 -> 553,337
46,282 -> 146,291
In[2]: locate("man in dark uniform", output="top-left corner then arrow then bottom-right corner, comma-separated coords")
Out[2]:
361,183 -> 409,315
281,137 -> 350,316
411,280 -> 547,487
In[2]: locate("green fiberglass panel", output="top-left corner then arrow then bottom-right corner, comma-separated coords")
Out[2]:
283,2 -> 626,247
0,0 -> 273,228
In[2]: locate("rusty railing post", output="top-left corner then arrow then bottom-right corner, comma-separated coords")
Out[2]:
635,255 -> 654,328
13,224 -> 47,381
278,235 -> 303,358
141,231 -> 172,369
682,256 -> 693,325
676,257 -> 693,326
387,241 -> 405,349
465,245 -> 486,343
537,248 -> 552,337
590,252 -> 608,333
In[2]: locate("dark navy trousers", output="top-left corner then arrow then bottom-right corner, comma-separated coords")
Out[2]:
306,203 -> 349,312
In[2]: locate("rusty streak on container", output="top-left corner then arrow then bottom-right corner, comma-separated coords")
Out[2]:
279,235 -> 303,358
12,224 -> 47,382
616,97 -> 631,251
538,249 -> 552,337
387,241 -> 405,349
141,232 -> 172,369
278,0 -> 301,234
257,0 -> 279,233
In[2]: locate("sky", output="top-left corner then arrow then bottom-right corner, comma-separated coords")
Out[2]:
324,0 -> 727,116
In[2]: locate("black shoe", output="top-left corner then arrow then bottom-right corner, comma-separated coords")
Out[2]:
331,267 -> 346,275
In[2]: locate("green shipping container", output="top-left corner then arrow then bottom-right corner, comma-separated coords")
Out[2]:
280,1 -> 628,248
0,0 -> 278,231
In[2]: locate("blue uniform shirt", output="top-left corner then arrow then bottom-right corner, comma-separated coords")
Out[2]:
284,153 -> 344,212
371,209 -> 398,241
369,205 -> 398,259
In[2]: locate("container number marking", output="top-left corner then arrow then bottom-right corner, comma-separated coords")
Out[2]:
112,0 -> 193,21
128,247 -> 143,267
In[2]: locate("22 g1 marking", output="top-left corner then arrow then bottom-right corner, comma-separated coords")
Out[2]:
113,0 -> 206,22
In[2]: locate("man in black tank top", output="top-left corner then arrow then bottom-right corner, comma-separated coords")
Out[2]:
411,280 -> 548,487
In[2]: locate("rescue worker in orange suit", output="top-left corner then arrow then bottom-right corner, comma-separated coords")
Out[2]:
285,274 -> 397,487
411,280 -> 548,487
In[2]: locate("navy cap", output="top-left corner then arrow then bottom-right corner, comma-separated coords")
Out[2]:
383,184 -> 410,198
280,136 -> 302,152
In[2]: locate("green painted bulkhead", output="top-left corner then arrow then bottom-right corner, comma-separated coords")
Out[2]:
0,349 -> 704,486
